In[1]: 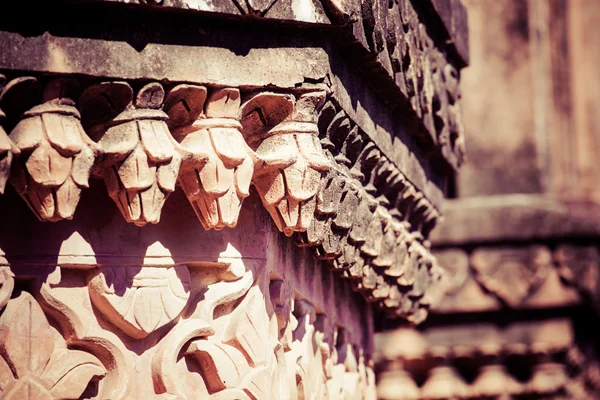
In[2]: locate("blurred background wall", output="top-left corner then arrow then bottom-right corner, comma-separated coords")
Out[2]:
375,1 -> 600,398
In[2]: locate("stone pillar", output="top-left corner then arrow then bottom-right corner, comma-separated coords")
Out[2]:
0,0 -> 469,398
376,1 -> 600,399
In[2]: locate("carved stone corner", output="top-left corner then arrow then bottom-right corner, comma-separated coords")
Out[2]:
241,90 -> 330,237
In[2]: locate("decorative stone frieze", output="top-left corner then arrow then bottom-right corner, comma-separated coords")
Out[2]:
241,91 -> 330,236
0,72 -> 447,322
375,318 -> 598,399
0,0 -> 470,396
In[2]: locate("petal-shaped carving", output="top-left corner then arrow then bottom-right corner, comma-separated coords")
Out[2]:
71,143 -> 95,188
255,134 -> 298,169
118,144 -> 156,191
94,87 -> 180,226
88,266 -> 191,339
174,88 -> 254,230
8,91 -> 97,222
164,84 -> 207,130
25,142 -> 72,187
97,119 -> 139,158
205,87 -> 240,118
40,348 -> 106,399
139,119 -> 175,162
0,292 -> 55,378
9,114 -> 43,152
41,108 -> 84,156
54,177 -> 82,220
157,152 -> 181,192
209,127 -> 247,166
243,91 -> 329,236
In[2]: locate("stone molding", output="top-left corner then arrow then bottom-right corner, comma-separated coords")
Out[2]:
375,318 -> 599,399
432,244 -> 585,314
0,73 -> 444,323
0,0 -> 468,172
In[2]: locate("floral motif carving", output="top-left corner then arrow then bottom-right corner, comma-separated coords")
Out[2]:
88,265 -> 191,339
241,91 -> 330,236
0,291 -> 106,399
2,77 -> 98,221
165,85 -> 254,230
80,81 -> 181,226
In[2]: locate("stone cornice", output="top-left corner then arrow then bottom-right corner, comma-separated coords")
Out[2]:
0,73 -> 444,322
0,0 -> 467,171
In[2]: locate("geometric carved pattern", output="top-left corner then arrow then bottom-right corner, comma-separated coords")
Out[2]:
471,245 -> 553,307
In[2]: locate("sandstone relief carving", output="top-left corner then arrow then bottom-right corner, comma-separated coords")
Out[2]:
88,265 -> 191,339
0,259 -> 376,399
0,75 -> 18,195
241,91 -> 330,236
0,72 -> 445,323
0,291 -> 106,399
165,85 -> 254,230
2,77 -> 98,221
470,246 -> 553,307
80,81 -> 181,226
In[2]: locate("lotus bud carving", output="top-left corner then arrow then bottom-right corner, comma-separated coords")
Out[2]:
165,85 -> 254,230
241,91 -> 330,236
80,81 -> 181,226
3,77 -> 98,221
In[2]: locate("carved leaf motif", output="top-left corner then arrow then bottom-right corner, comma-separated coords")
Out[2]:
0,292 -> 106,399
88,266 -> 191,339
185,283 -> 285,398
89,82 -> 180,226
